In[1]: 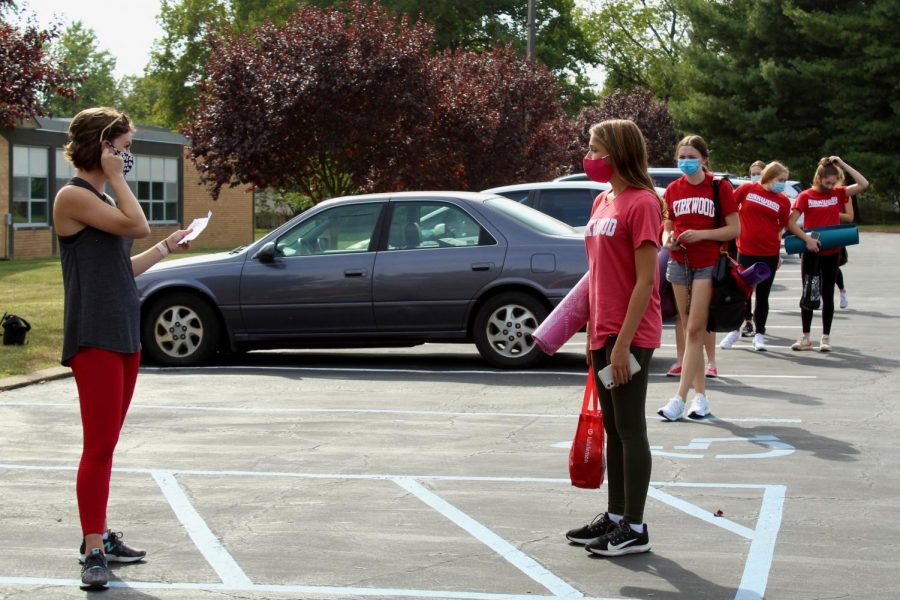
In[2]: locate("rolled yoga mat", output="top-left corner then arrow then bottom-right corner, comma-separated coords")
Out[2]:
532,272 -> 589,356
737,262 -> 772,287
784,224 -> 859,254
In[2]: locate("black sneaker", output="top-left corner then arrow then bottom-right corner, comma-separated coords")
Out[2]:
741,321 -> 754,337
80,548 -> 109,589
565,512 -> 618,545
585,520 -> 651,556
80,530 -> 146,563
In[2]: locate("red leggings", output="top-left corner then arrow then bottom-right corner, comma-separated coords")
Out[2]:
70,347 -> 140,535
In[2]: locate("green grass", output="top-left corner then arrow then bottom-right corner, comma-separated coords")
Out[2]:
859,223 -> 900,232
0,246 -> 234,379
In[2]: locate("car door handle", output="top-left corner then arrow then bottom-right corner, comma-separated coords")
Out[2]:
471,262 -> 493,271
344,269 -> 367,277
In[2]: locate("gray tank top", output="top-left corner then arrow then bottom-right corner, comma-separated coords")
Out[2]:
59,177 -> 141,365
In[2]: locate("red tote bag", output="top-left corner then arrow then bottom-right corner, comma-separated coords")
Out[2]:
569,369 -> 606,489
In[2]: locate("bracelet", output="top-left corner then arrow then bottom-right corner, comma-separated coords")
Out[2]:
155,241 -> 170,258
164,238 -> 174,253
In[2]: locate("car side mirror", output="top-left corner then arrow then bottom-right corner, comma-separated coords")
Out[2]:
252,241 -> 277,263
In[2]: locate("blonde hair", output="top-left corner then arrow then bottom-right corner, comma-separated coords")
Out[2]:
760,161 -> 789,185
813,157 -> 845,187
64,107 -> 135,171
674,135 -> 711,172
590,119 -> 665,217
750,160 -> 765,172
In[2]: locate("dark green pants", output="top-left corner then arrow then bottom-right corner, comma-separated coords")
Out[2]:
590,344 -> 654,523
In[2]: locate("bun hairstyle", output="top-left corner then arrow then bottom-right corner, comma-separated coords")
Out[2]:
760,161 -> 789,186
814,157 -> 845,186
675,135 -> 710,171
589,119 -> 666,217
64,107 -> 135,172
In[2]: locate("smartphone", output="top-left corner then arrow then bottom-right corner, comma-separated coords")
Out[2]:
598,354 -> 642,389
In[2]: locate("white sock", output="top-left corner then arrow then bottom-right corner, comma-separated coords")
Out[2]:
101,531 -> 109,541
607,512 -> 623,524
629,522 -> 644,533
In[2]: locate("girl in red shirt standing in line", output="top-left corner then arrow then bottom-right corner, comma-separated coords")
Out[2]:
720,161 -> 795,351
565,119 -> 662,556
789,156 -> 868,352
657,135 -> 739,421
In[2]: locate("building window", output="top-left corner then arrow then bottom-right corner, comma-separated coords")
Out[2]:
126,155 -> 179,224
55,149 -> 76,194
12,146 -> 49,226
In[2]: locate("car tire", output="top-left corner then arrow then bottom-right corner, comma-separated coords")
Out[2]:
142,292 -> 219,366
473,292 -> 548,369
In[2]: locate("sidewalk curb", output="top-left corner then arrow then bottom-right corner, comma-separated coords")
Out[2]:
0,367 -> 71,392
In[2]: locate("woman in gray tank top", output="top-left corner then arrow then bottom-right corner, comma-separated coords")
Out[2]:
52,107 -> 193,589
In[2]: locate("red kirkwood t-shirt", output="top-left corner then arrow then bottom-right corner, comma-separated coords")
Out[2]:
734,182 -> 792,257
585,187 -> 662,351
665,172 -> 738,268
792,185 -> 849,256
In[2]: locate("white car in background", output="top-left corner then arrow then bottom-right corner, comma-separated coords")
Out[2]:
483,180 -> 665,231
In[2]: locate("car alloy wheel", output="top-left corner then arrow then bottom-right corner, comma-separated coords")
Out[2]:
142,292 -> 219,366
474,292 -> 548,369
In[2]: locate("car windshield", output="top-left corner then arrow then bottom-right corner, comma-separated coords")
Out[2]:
485,196 -> 578,236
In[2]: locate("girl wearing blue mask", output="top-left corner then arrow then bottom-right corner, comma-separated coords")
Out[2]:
721,162 -> 794,352
749,160 -> 765,183
658,135 -> 739,421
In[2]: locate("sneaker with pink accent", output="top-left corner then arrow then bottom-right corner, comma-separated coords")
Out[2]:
791,335 -> 813,351
704,363 -> 718,378
666,363 -> 682,377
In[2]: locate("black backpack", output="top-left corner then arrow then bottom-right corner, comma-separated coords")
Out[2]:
706,178 -> 749,332
2,312 -> 31,346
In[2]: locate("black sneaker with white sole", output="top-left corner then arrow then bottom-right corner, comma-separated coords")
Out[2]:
565,512 -> 618,545
585,520 -> 651,556
80,548 -> 109,589
80,530 -> 146,563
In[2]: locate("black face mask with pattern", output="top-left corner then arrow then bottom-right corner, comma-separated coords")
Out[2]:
111,147 -> 135,175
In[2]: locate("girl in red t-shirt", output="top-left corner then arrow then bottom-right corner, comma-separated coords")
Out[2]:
565,119 -> 662,557
720,161 -> 793,352
789,156 -> 868,352
658,135 -> 739,422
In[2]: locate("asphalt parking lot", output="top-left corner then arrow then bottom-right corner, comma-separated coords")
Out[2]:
1,232 -> 898,600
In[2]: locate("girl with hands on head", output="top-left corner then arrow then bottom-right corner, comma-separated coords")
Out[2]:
52,107 -> 192,589
788,156 -> 867,352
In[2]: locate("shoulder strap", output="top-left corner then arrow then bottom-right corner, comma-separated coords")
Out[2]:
67,177 -> 114,206
710,176 -> 722,228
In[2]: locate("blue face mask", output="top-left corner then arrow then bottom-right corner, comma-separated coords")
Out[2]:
772,181 -> 786,194
751,175 -> 761,182
678,158 -> 701,176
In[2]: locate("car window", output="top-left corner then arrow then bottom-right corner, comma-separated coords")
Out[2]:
495,190 -> 531,204
484,196 -> 578,235
650,173 -> 681,189
275,203 -> 382,257
387,201 -> 490,249
537,189 -> 595,227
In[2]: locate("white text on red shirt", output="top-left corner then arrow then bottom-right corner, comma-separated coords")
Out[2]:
672,197 -> 715,218
746,193 -> 782,212
808,197 -> 838,208
585,217 -> 618,237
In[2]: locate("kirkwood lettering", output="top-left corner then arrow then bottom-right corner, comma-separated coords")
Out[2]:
585,217 -> 618,238
808,197 -> 838,208
672,197 -> 715,218
746,193 -> 782,212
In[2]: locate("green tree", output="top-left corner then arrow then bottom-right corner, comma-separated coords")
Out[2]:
675,0 -> 899,203
45,21 -> 120,117
578,0 -> 690,101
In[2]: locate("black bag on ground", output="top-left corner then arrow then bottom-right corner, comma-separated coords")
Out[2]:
2,312 -> 31,346
800,253 -> 822,311
707,253 -> 749,332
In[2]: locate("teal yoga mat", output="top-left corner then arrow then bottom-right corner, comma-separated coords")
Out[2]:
784,224 -> 859,254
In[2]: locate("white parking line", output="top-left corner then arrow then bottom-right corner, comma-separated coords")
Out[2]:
1,463 -> 785,600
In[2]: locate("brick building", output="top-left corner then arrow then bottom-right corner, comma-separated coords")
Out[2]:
1,117 -> 253,260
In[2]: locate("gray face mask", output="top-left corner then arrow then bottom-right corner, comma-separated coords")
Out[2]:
111,147 -> 135,175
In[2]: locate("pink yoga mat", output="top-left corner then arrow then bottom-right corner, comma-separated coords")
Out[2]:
533,272 -> 589,355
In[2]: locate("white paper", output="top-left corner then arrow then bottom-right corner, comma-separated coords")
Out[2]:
179,211 -> 212,244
